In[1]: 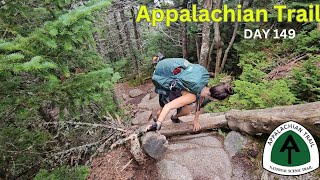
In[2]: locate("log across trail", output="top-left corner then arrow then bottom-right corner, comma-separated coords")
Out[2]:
127,102 -> 320,165
159,102 -> 320,137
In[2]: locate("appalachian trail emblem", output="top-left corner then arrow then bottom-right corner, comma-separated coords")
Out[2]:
263,121 -> 319,176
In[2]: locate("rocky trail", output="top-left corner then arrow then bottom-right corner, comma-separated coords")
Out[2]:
89,82 -> 320,180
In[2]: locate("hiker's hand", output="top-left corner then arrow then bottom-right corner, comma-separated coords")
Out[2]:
146,121 -> 162,132
193,121 -> 201,132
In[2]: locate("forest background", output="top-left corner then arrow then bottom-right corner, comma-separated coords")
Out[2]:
0,0 -> 319,179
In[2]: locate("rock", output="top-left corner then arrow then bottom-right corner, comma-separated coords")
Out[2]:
122,94 -> 129,100
260,169 -> 319,180
150,91 -> 157,99
129,89 -> 144,98
131,111 -> 152,125
141,132 -> 168,160
165,147 -> 232,180
159,135 -> 232,180
157,160 -> 193,180
224,131 -> 250,157
138,96 -> 159,111
140,94 -> 150,103
180,136 -> 222,148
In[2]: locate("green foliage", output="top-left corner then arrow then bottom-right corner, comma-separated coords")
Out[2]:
281,30 -> 320,54
0,0 -> 117,179
34,166 -> 89,180
229,80 -> 296,109
206,79 -> 296,112
144,30 -> 181,59
290,56 -> 320,102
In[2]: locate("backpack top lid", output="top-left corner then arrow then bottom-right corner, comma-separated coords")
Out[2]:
152,58 -> 210,95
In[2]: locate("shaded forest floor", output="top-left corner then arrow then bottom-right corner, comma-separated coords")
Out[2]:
89,81 -> 158,180
89,146 -> 158,180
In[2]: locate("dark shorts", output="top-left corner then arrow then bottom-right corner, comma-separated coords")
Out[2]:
159,90 -> 183,114
159,90 -> 212,113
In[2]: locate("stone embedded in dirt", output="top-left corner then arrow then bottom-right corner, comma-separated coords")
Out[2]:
157,159 -> 193,180
138,96 -> 159,110
131,111 -> 152,125
224,131 -> 249,158
129,89 -> 144,98
141,132 -> 168,160
150,91 -> 157,99
140,93 -> 150,103
122,93 -> 129,100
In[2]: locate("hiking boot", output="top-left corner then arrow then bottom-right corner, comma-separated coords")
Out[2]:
171,115 -> 183,123
147,121 -> 162,132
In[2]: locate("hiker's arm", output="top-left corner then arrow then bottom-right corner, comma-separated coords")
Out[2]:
157,91 -> 196,123
193,102 -> 204,131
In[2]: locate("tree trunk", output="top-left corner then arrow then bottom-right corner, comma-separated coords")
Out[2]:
139,102 -> 320,138
213,0 -> 223,76
181,23 -> 188,59
119,7 -> 141,77
206,36 -> 215,70
199,0 -> 212,67
195,34 -> 201,61
220,0 -> 243,71
130,7 -> 143,53
113,12 -> 125,57
160,113 -> 227,137
226,102 -> 320,138
317,23 -> 320,31
180,0 -> 188,59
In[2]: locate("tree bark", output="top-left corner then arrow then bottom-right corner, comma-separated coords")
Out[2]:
181,23 -> 188,59
195,34 -> 201,61
317,23 -> 320,31
113,12 -> 125,57
160,113 -> 227,137
199,0 -> 212,67
119,7 -> 141,77
225,102 -> 320,138
206,35 -> 215,70
130,7 -> 143,53
220,0 -> 243,71
213,0 -> 223,76
181,0 -> 188,59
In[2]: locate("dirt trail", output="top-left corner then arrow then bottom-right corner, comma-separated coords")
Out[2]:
89,82 -> 158,180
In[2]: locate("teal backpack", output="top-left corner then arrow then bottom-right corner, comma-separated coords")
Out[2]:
152,58 -> 210,96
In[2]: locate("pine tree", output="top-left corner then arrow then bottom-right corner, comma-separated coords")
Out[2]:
0,0 -> 121,179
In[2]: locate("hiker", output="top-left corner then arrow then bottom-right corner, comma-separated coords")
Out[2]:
152,52 -> 165,64
156,83 -> 232,131
147,58 -> 233,132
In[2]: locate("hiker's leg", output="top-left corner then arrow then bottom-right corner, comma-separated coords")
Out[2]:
157,107 -> 163,118
174,105 -> 191,118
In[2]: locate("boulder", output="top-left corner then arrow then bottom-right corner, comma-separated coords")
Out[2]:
157,160 -> 193,180
129,89 -> 144,98
140,94 -> 150,103
158,135 -> 232,180
224,131 -> 250,157
131,111 -> 152,125
141,132 -> 168,160
138,96 -> 159,111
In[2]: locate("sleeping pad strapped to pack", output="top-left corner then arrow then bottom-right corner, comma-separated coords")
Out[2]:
152,58 -> 210,96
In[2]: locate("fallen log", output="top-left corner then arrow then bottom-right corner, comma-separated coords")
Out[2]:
123,102 -> 320,163
225,102 -> 320,137
159,113 -> 227,137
